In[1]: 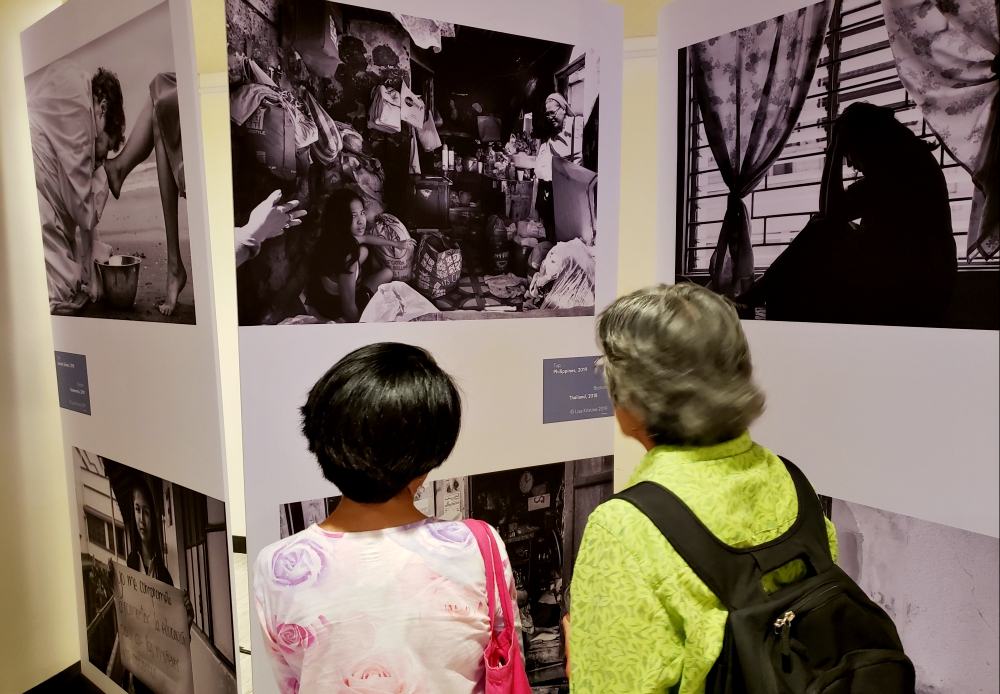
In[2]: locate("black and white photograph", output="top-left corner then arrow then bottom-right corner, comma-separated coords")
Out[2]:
675,0 -> 998,330
279,456 -> 614,693
75,448 -> 236,693
819,495 -> 999,692
24,1 -> 197,323
226,0 -> 601,324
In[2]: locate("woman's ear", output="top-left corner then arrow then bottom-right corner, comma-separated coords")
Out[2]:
614,405 -> 657,451
408,474 -> 429,496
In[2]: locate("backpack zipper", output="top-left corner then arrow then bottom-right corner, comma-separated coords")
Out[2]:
772,583 -> 839,638
773,584 -> 841,672
773,610 -> 796,632
787,583 -> 841,616
774,610 -> 795,669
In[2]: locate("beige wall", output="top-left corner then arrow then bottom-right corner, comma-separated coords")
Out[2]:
611,0 -> 669,38
0,0 -> 82,690
0,1 -> 662,690
613,37 -> 660,486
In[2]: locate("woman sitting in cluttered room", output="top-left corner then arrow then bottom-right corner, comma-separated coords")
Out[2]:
305,188 -> 414,322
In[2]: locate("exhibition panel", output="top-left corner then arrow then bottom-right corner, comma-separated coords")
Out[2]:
658,0 -> 999,538
20,0 -> 240,691
15,0 -> 623,690
657,0 -> 999,689
226,0 -> 624,692
11,0 -> 998,689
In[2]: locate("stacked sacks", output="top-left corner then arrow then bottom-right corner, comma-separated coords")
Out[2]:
230,58 -> 317,181
230,84 -> 298,180
337,122 -> 366,155
371,214 -> 415,281
525,238 -> 596,310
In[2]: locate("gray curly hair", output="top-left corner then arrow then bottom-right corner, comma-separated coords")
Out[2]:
597,283 -> 765,446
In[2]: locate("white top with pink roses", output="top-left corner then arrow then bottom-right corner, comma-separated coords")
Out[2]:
253,518 -> 521,694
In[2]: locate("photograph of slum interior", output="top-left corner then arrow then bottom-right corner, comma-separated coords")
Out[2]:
279,457 -> 614,693
76,448 -> 237,692
227,0 -> 600,325
674,0 -> 998,330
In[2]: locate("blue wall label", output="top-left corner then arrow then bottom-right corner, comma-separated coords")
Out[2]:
542,356 -> 612,423
54,351 -> 91,415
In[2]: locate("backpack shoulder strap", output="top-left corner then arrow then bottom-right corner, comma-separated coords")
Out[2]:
613,482 -> 765,611
613,456 -> 834,610
761,457 -> 835,571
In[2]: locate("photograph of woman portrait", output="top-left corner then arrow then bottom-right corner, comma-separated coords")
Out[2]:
74,448 -> 237,693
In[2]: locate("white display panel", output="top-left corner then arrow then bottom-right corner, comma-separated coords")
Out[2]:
20,0 -> 238,690
658,0 -> 999,538
230,0 -> 623,691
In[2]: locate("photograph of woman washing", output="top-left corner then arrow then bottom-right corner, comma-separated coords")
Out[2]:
675,0 -> 998,330
24,2 -> 198,323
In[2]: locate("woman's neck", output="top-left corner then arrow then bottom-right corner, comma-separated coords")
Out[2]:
319,493 -> 428,533
140,543 -> 154,566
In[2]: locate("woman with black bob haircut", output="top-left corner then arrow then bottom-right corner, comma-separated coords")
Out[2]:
302,341 -> 462,502
253,343 -> 522,694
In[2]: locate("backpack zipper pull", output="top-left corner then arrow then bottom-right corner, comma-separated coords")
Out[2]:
774,610 -> 795,672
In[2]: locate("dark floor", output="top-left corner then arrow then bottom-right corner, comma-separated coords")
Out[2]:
62,674 -> 103,694
23,663 -> 102,694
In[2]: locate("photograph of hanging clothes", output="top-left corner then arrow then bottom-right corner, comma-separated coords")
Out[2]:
226,0 -> 602,325
674,0 -> 998,330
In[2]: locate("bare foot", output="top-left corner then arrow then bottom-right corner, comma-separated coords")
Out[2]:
105,158 -> 124,200
158,263 -> 187,316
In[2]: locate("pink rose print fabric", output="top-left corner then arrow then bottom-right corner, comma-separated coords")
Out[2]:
254,519 -> 520,694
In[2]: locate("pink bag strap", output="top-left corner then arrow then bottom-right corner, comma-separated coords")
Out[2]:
463,520 -> 532,693
463,520 -> 516,647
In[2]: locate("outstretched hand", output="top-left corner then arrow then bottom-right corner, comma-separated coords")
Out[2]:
243,190 -> 308,245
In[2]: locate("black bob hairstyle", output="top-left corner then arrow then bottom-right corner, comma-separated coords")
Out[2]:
301,343 -> 462,503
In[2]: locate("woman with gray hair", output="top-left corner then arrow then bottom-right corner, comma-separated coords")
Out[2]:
566,283 -> 837,694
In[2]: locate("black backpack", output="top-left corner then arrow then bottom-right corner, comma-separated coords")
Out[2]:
614,457 -> 915,694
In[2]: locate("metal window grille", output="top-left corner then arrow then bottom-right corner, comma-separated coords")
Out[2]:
678,0 -> 997,276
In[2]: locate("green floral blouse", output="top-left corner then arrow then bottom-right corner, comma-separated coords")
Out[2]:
569,432 -> 838,694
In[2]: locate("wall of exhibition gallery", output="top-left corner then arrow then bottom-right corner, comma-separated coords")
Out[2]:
0,0 -> 658,689
6,0 -> 996,690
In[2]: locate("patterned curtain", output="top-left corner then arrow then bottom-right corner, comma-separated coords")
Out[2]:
882,0 -> 999,260
691,1 -> 832,296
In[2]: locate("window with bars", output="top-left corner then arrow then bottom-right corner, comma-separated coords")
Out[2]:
85,510 -> 126,558
677,0 -> 997,278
